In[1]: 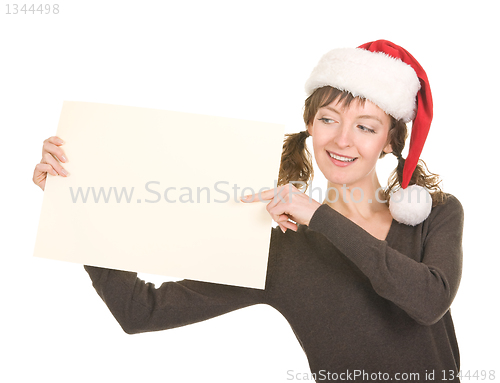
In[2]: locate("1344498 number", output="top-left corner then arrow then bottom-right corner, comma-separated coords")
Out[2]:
5,4 -> 59,14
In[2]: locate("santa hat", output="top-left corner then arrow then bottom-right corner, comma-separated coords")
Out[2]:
305,39 -> 433,226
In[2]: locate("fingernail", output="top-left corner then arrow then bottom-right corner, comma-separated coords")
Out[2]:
280,226 -> 286,233
60,169 -> 69,176
61,155 -> 67,162
57,139 -> 64,144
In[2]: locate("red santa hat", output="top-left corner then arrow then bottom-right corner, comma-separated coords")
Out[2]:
304,40 -> 433,226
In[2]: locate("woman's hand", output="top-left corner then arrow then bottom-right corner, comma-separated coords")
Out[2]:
240,183 -> 322,233
33,136 -> 69,191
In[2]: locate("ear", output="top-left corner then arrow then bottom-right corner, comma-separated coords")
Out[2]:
307,123 -> 313,136
382,141 -> 393,155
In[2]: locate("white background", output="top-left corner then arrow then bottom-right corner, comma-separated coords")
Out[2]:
1,1 -> 499,382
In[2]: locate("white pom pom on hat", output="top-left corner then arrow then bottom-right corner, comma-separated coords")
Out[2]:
305,40 -> 434,226
388,185 -> 432,226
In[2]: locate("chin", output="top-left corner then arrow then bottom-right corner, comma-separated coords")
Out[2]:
322,165 -> 377,189
325,175 -> 356,187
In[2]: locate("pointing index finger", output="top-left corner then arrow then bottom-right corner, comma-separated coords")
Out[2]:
240,187 -> 280,203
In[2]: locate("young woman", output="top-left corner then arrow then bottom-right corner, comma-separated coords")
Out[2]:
33,40 -> 464,382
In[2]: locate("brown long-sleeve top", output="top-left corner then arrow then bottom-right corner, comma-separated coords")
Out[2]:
84,194 -> 464,382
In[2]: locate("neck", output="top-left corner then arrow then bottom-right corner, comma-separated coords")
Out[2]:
323,173 -> 388,220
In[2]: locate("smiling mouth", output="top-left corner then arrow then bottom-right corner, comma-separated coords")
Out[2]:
328,151 -> 357,162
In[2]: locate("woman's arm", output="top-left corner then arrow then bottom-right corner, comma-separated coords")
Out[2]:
85,266 -> 266,334
307,195 -> 464,326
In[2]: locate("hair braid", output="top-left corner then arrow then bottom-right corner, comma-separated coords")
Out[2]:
277,130 -> 314,192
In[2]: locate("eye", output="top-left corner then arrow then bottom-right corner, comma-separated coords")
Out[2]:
358,125 -> 375,133
318,117 -> 336,124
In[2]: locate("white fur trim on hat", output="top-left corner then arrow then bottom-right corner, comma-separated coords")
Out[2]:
305,48 -> 421,122
389,185 -> 432,226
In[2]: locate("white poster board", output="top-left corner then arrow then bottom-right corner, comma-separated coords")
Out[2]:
34,101 -> 284,289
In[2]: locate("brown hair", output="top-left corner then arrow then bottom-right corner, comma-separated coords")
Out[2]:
277,86 -> 447,206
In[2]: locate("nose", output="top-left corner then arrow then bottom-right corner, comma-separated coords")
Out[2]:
333,123 -> 353,149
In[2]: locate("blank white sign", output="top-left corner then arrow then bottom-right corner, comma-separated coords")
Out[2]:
34,101 -> 284,289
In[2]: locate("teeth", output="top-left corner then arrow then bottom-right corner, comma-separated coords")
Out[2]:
329,152 -> 356,162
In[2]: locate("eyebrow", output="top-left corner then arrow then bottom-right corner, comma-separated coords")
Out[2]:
320,106 -> 384,125
357,115 -> 384,125
322,106 -> 341,114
